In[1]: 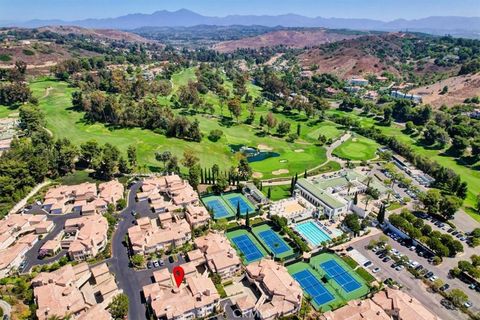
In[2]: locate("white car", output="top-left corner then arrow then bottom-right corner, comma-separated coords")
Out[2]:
464,301 -> 473,308
429,275 -> 438,282
372,267 -> 381,273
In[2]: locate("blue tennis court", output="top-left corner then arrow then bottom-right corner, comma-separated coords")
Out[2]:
204,199 -> 231,219
232,234 -> 264,262
258,229 -> 290,255
225,195 -> 254,214
320,260 -> 362,292
293,269 -> 335,306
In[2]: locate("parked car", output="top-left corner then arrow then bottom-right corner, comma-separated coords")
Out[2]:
429,275 -> 438,282
153,260 -> 159,268
373,267 -> 381,273
158,259 -> 164,266
363,261 -> 373,268
146,261 -> 153,269
424,271 -> 434,278
439,284 -> 450,291
382,256 -> 391,263
441,299 -> 456,310
464,301 -> 473,309
395,265 -> 405,271
409,246 -> 416,251
372,247 -> 379,253
468,284 -> 477,290
346,246 -> 354,252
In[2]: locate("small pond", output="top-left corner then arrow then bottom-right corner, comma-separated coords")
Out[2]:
229,144 -> 280,163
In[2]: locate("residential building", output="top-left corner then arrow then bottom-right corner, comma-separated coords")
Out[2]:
43,180 -> 124,214
372,288 -> 441,320
185,204 -> 211,228
321,299 -> 391,320
32,262 -> 121,320
62,214 -> 109,261
0,213 -> 51,249
140,175 -> 199,207
348,77 -> 369,86
243,259 -> 302,320
0,240 -> 34,278
143,264 -> 220,320
390,90 -> 422,104
194,232 -> 241,279
128,217 -> 191,255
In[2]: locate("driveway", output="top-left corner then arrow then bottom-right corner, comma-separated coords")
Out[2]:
351,233 -> 478,319
22,209 -> 82,272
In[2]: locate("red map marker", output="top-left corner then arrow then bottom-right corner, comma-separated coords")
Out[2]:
173,266 -> 185,287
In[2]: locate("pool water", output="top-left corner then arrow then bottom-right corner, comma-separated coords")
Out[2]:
295,221 -> 331,246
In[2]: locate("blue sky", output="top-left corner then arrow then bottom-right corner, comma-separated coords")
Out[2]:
0,0 -> 479,21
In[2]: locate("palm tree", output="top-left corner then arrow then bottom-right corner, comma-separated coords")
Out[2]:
346,181 -> 354,194
386,189 -> 393,202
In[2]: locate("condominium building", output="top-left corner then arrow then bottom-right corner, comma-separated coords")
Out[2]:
194,232 -> 241,279
62,214 -> 109,261
32,262 -> 121,320
243,259 -> 303,320
128,217 -> 192,255
143,264 -> 220,320
43,180 -> 124,215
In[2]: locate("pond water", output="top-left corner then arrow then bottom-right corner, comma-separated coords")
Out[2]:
229,144 -> 280,163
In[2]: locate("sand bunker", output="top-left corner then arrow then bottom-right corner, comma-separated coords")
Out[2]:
294,149 -> 304,153
257,144 -> 273,151
252,172 -> 263,179
272,169 -> 289,175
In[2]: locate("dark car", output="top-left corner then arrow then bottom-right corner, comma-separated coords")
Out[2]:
379,254 -> 387,259
146,261 -> 153,269
382,256 -> 391,263
168,255 -> 175,263
439,284 -> 450,291
346,246 -> 354,252
424,271 -> 434,278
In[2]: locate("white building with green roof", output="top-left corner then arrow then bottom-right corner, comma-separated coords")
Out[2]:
295,170 -> 386,220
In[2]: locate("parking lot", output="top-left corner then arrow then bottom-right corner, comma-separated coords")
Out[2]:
350,233 -> 479,320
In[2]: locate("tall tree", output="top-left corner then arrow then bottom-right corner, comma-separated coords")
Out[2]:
127,145 -> 137,168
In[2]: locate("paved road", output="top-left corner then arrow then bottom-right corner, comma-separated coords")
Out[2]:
108,181 -> 148,320
351,234 -> 476,320
0,299 -> 11,318
107,181 -> 187,320
22,209 -> 81,272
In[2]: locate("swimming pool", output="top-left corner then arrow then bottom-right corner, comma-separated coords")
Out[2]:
294,220 -> 331,246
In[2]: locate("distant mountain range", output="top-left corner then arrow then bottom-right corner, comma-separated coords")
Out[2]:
2,9 -> 480,38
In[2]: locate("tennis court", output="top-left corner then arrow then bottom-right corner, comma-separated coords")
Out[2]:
320,259 -> 362,293
258,229 -> 290,255
223,193 -> 256,215
201,195 -> 234,219
231,234 -> 264,263
293,269 -> 335,306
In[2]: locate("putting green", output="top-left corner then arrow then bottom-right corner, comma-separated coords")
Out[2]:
333,135 -> 379,161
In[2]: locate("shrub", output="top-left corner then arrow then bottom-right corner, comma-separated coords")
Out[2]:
208,129 -> 223,142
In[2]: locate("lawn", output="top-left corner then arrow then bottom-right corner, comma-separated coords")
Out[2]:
263,184 -> 292,201
30,73 -> 336,179
332,134 -> 379,161
0,105 -> 19,118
